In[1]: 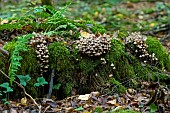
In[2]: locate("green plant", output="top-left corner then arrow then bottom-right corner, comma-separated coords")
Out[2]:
49,42 -> 73,71
111,109 -> 140,113
53,83 -> 61,90
34,77 -> 48,87
0,82 -> 13,104
0,82 -> 13,93
64,83 -> 73,96
17,75 -> 31,86
109,78 -> 126,93
94,106 -> 103,113
8,34 -> 34,85
149,103 -> 158,113
146,36 -> 170,71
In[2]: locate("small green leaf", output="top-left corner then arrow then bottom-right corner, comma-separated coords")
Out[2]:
0,91 -> 2,96
2,98 -> 10,105
75,106 -> 84,111
149,103 -> 157,113
34,77 -> 48,87
17,75 -> 31,86
0,82 -> 13,93
53,83 -> 61,90
34,83 -> 40,87
6,87 -> 13,92
0,82 -> 10,88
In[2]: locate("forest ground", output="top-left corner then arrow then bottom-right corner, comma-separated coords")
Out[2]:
0,0 -> 170,113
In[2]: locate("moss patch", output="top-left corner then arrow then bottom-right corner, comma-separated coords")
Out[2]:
146,36 -> 170,71
4,41 -> 39,75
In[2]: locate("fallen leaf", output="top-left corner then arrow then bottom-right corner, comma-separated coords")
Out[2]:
78,94 -> 91,101
80,31 -> 90,38
91,91 -> 100,97
20,97 -> 27,106
111,106 -> 123,112
65,107 -> 75,113
83,111 -> 90,113
107,99 -> 117,105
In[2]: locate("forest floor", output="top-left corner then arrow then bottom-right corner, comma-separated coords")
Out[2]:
0,0 -> 170,113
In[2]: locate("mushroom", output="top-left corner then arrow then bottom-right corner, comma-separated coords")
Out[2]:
29,33 -> 50,75
125,32 -> 158,65
76,33 -> 112,56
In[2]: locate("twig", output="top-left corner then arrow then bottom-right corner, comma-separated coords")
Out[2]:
42,105 -> 50,113
0,48 -> 9,56
47,69 -> 55,98
160,33 -> 170,42
0,39 -> 6,45
0,39 -> 9,56
0,69 -> 42,113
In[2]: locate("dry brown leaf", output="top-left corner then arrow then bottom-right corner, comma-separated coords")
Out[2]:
78,94 -> 91,101
21,97 -> 27,106
52,108 -> 62,112
91,91 -> 100,97
65,107 -> 75,113
107,99 -> 117,105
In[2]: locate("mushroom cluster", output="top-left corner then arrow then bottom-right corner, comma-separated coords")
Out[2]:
76,33 -> 111,56
29,33 -> 49,75
125,32 -> 158,64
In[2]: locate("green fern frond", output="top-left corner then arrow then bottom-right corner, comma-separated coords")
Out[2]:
8,34 -> 34,85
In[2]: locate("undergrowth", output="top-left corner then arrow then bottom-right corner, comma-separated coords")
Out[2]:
0,2 -> 170,99
6,34 -> 34,84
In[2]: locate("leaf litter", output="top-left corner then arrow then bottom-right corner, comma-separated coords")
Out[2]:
0,81 -> 169,113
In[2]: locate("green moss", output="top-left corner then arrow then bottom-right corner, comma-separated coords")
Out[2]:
2,36 -> 39,97
111,109 -> 140,113
94,106 -> 103,113
105,39 -> 135,79
143,8 -> 155,14
4,41 -> 39,75
128,0 -> 140,3
19,47 -> 39,75
49,42 -> 73,71
49,42 -> 75,96
146,36 -> 170,71
3,41 -> 17,53
78,56 -> 101,74
0,53 -> 8,83
109,78 -> 126,93
0,53 -> 7,71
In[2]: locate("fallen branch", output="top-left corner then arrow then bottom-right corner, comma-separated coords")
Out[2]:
47,69 -> 55,99
0,69 -> 42,113
0,39 -> 9,56
0,39 -> 6,45
0,47 -> 9,56
160,33 -> 170,42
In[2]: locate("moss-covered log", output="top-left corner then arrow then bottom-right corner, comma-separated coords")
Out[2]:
1,33 -> 170,99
